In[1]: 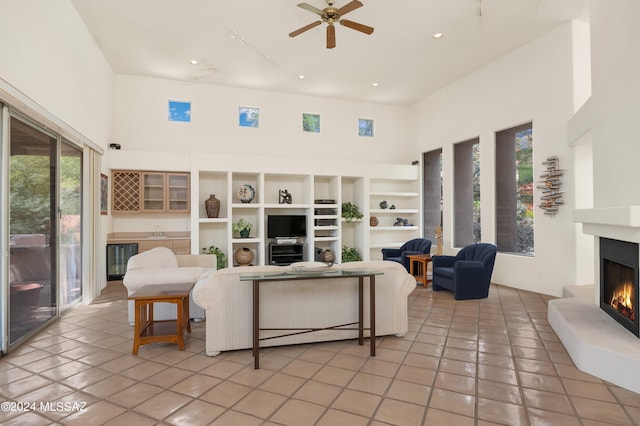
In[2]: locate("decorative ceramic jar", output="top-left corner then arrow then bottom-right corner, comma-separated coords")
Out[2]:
235,247 -> 254,266
321,249 -> 335,264
204,194 -> 221,218
239,229 -> 250,238
370,216 -> 379,227
379,200 -> 388,209
236,184 -> 255,203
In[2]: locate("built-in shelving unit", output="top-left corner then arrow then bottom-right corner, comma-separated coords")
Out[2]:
189,154 -> 421,267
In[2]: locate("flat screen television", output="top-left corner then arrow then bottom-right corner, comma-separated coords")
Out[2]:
267,215 -> 307,238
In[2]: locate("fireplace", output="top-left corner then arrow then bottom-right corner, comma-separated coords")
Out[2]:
600,237 -> 639,337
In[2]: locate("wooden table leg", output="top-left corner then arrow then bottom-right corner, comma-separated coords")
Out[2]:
132,300 -> 142,355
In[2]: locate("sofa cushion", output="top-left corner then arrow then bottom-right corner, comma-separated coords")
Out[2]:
127,247 -> 178,270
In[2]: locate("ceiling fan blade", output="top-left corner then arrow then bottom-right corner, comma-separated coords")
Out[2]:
297,3 -> 324,16
340,19 -> 374,35
336,0 -> 363,16
289,21 -> 322,37
327,24 -> 336,49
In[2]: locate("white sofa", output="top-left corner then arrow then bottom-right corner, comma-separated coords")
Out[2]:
123,247 -> 216,324
192,260 -> 415,356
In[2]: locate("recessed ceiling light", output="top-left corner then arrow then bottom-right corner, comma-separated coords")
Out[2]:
298,75 -> 305,80
372,82 -> 379,87
433,33 -> 444,39
189,59 -> 199,65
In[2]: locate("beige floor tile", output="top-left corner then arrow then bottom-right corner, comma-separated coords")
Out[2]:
269,399 -> 326,425
233,389 -> 288,419
280,359 -> 324,379
210,409 -> 264,425
514,357 -> 557,375
402,352 -> 440,370
133,390 -> 192,420
478,379 -> 522,405
526,407 -> 582,426
386,380 -> 431,406
143,366 -> 194,388
522,388 -> 576,415
374,398 -> 425,425
313,365 -> 356,387
429,387 -> 476,417
563,378 -> 616,402
293,380 -> 342,406
199,359 -> 245,379
433,371 -> 476,395
439,357 -> 477,377
326,352 -> 367,370
571,396 -> 635,425
164,399 -> 225,425
227,365 -> 274,387
62,400 -> 127,426
259,372 -> 306,396
297,348 -> 336,364
170,373 -> 221,397
424,407 -> 475,426
477,364 -> 518,385
396,364 -> 437,386
120,360 -> 168,381
82,375 -> 137,398
200,381 -> 253,408
331,388 -> 382,417
105,382 -> 164,408
173,353 -> 218,372
0,374 -> 52,399
316,408 -> 370,426
103,410 -> 157,426
347,372 -> 392,395
518,371 -> 565,393
478,398 -> 528,426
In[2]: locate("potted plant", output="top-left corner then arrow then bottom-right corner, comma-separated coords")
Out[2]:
201,245 -> 227,270
342,245 -> 362,263
342,202 -> 363,222
233,218 -> 253,238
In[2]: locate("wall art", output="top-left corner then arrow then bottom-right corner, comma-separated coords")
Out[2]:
538,156 -> 564,216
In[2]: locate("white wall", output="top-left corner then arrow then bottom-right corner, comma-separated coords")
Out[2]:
587,0 -> 640,208
113,75 -> 413,164
0,0 -> 114,148
410,22 -> 587,297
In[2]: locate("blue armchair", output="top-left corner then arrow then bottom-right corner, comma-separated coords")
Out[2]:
432,243 -> 497,300
381,238 -> 432,272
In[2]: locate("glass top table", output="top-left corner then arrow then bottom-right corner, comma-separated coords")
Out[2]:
242,268 -> 383,369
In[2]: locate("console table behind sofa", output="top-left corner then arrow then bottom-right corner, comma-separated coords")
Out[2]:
192,260 -> 414,356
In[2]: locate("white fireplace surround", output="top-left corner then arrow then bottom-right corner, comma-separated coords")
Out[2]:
548,206 -> 640,394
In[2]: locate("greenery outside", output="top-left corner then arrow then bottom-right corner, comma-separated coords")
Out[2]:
515,128 -> 534,255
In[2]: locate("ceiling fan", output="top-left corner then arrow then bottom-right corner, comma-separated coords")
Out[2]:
289,0 -> 374,49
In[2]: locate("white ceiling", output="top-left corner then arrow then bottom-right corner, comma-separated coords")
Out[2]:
70,0 -> 588,106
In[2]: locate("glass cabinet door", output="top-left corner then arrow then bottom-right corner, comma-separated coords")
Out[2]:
141,172 -> 165,212
167,173 -> 190,212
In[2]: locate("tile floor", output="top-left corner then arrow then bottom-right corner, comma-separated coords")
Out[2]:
1,282 -> 640,426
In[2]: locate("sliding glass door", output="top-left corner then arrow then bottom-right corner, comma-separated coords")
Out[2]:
60,140 -> 82,311
8,116 -> 57,345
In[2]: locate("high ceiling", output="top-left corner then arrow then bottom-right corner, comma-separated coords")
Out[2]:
70,0 -> 588,106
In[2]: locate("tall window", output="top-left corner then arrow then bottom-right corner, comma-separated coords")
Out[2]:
454,138 -> 481,247
423,149 -> 442,247
496,123 -> 534,255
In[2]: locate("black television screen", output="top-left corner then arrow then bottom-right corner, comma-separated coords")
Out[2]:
267,215 -> 306,238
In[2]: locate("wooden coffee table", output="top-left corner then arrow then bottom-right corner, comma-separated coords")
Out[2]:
407,254 -> 432,288
128,283 -> 194,354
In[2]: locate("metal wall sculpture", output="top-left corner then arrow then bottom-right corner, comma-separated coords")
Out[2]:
538,156 -> 564,216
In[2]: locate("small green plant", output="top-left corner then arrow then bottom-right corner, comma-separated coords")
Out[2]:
342,202 -> 363,222
233,218 -> 253,236
342,245 -> 362,263
201,245 -> 227,270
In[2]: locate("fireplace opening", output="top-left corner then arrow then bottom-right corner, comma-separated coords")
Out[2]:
600,238 -> 639,337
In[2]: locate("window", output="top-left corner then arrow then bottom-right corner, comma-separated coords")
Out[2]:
423,149 -> 442,247
454,138 -> 481,247
495,123 -> 534,255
